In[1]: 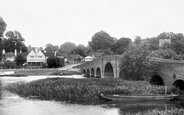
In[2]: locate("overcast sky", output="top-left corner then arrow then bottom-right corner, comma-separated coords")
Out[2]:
1,0 -> 184,48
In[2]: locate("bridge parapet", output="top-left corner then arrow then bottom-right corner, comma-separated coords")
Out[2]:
150,57 -> 184,88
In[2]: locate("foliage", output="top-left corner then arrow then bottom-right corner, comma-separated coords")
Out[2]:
88,30 -> 116,52
15,54 -> 27,66
60,42 -> 76,53
111,37 -> 132,54
125,108 -> 184,115
47,57 -> 64,68
44,44 -> 59,53
150,49 -> 181,60
134,36 -> 142,45
3,30 -> 27,53
3,60 -> 16,69
144,37 -> 159,51
170,33 -> 184,54
70,46 -> 86,57
119,44 -> 157,80
0,16 -> 7,38
5,78 -> 174,103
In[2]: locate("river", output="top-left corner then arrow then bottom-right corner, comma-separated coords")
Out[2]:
0,75 -> 180,115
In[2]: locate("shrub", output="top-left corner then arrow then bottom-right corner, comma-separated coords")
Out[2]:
47,57 -> 64,68
15,54 -> 27,66
119,44 -> 157,80
3,60 -> 16,69
150,49 -> 181,60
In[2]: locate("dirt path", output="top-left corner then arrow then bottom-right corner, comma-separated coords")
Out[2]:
58,64 -> 81,72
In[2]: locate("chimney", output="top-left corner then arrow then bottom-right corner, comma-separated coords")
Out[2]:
2,49 -> 5,54
54,51 -> 57,57
15,49 -> 17,56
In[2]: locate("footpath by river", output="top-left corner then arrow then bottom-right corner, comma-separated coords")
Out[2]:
0,64 -> 181,115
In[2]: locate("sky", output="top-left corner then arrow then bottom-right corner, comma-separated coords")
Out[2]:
1,0 -> 184,48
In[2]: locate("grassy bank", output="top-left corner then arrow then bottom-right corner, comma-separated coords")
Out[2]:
5,78 -> 176,103
125,108 -> 184,115
1,68 -> 81,76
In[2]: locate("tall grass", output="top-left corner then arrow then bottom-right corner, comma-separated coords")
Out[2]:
124,108 -> 184,115
5,78 -> 176,102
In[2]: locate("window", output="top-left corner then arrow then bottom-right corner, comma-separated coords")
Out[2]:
38,56 -> 42,58
30,56 -> 34,58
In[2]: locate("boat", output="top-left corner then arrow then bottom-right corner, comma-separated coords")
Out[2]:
100,94 -> 178,102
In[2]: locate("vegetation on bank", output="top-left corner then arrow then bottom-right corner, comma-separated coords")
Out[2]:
5,78 -> 177,103
124,108 -> 184,115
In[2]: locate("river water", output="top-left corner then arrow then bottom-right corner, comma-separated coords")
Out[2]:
0,75 -> 180,115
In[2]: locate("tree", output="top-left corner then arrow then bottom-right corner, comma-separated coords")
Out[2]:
60,42 -> 76,53
3,30 -> 27,53
150,49 -> 181,60
70,47 -> 86,57
119,44 -> 157,80
144,37 -> 159,51
44,44 -> 59,53
111,37 -> 132,54
0,17 -> 7,38
47,57 -> 64,68
170,33 -> 184,54
15,54 -> 27,66
88,30 -> 115,52
134,36 -> 142,45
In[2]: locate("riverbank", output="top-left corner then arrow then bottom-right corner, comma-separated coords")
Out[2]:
5,78 -> 176,103
0,64 -> 82,76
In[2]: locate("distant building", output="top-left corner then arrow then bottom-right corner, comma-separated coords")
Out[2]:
84,56 -> 95,62
26,48 -> 46,66
159,39 -> 171,47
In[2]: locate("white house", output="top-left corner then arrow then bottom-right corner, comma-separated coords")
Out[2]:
27,48 -> 46,66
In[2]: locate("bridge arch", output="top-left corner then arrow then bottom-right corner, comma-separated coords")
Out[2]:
96,67 -> 101,78
91,68 -> 95,77
173,80 -> 184,90
104,62 -> 114,78
86,68 -> 90,77
83,69 -> 86,74
150,75 -> 164,86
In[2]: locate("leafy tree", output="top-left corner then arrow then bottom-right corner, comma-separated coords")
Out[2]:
150,49 -> 181,60
88,30 -> 115,52
47,57 -> 64,68
144,37 -> 159,51
119,44 -> 157,80
0,16 -> 7,38
170,33 -> 184,54
70,47 -> 86,57
111,37 -> 132,54
60,42 -> 76,53
134,36 -> 142,45
44,44 -> 58,53
15,54 -> 27,66
3,30 -> 27,53
77,44 -> 86,49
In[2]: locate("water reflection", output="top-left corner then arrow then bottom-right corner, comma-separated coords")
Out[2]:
0,76 -> 180,115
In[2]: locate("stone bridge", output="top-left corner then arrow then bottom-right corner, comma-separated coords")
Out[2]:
79,55 -> 121,78
79,56 -> 184,90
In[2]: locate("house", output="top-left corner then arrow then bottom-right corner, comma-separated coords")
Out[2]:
159,39 -> 171,47
26,48 -> 46,66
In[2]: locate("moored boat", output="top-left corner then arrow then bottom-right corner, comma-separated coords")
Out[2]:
100,94 -> 178,102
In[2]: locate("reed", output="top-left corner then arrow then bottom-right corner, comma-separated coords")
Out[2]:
5,78 -> 176,102
125,108 -> 184,115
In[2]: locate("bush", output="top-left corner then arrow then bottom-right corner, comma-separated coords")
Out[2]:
15,54 -> 27,66
47,57 -> 64,68
119,44 -> 157,80
3,60 -> 16,69
150,49 -> 181,60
